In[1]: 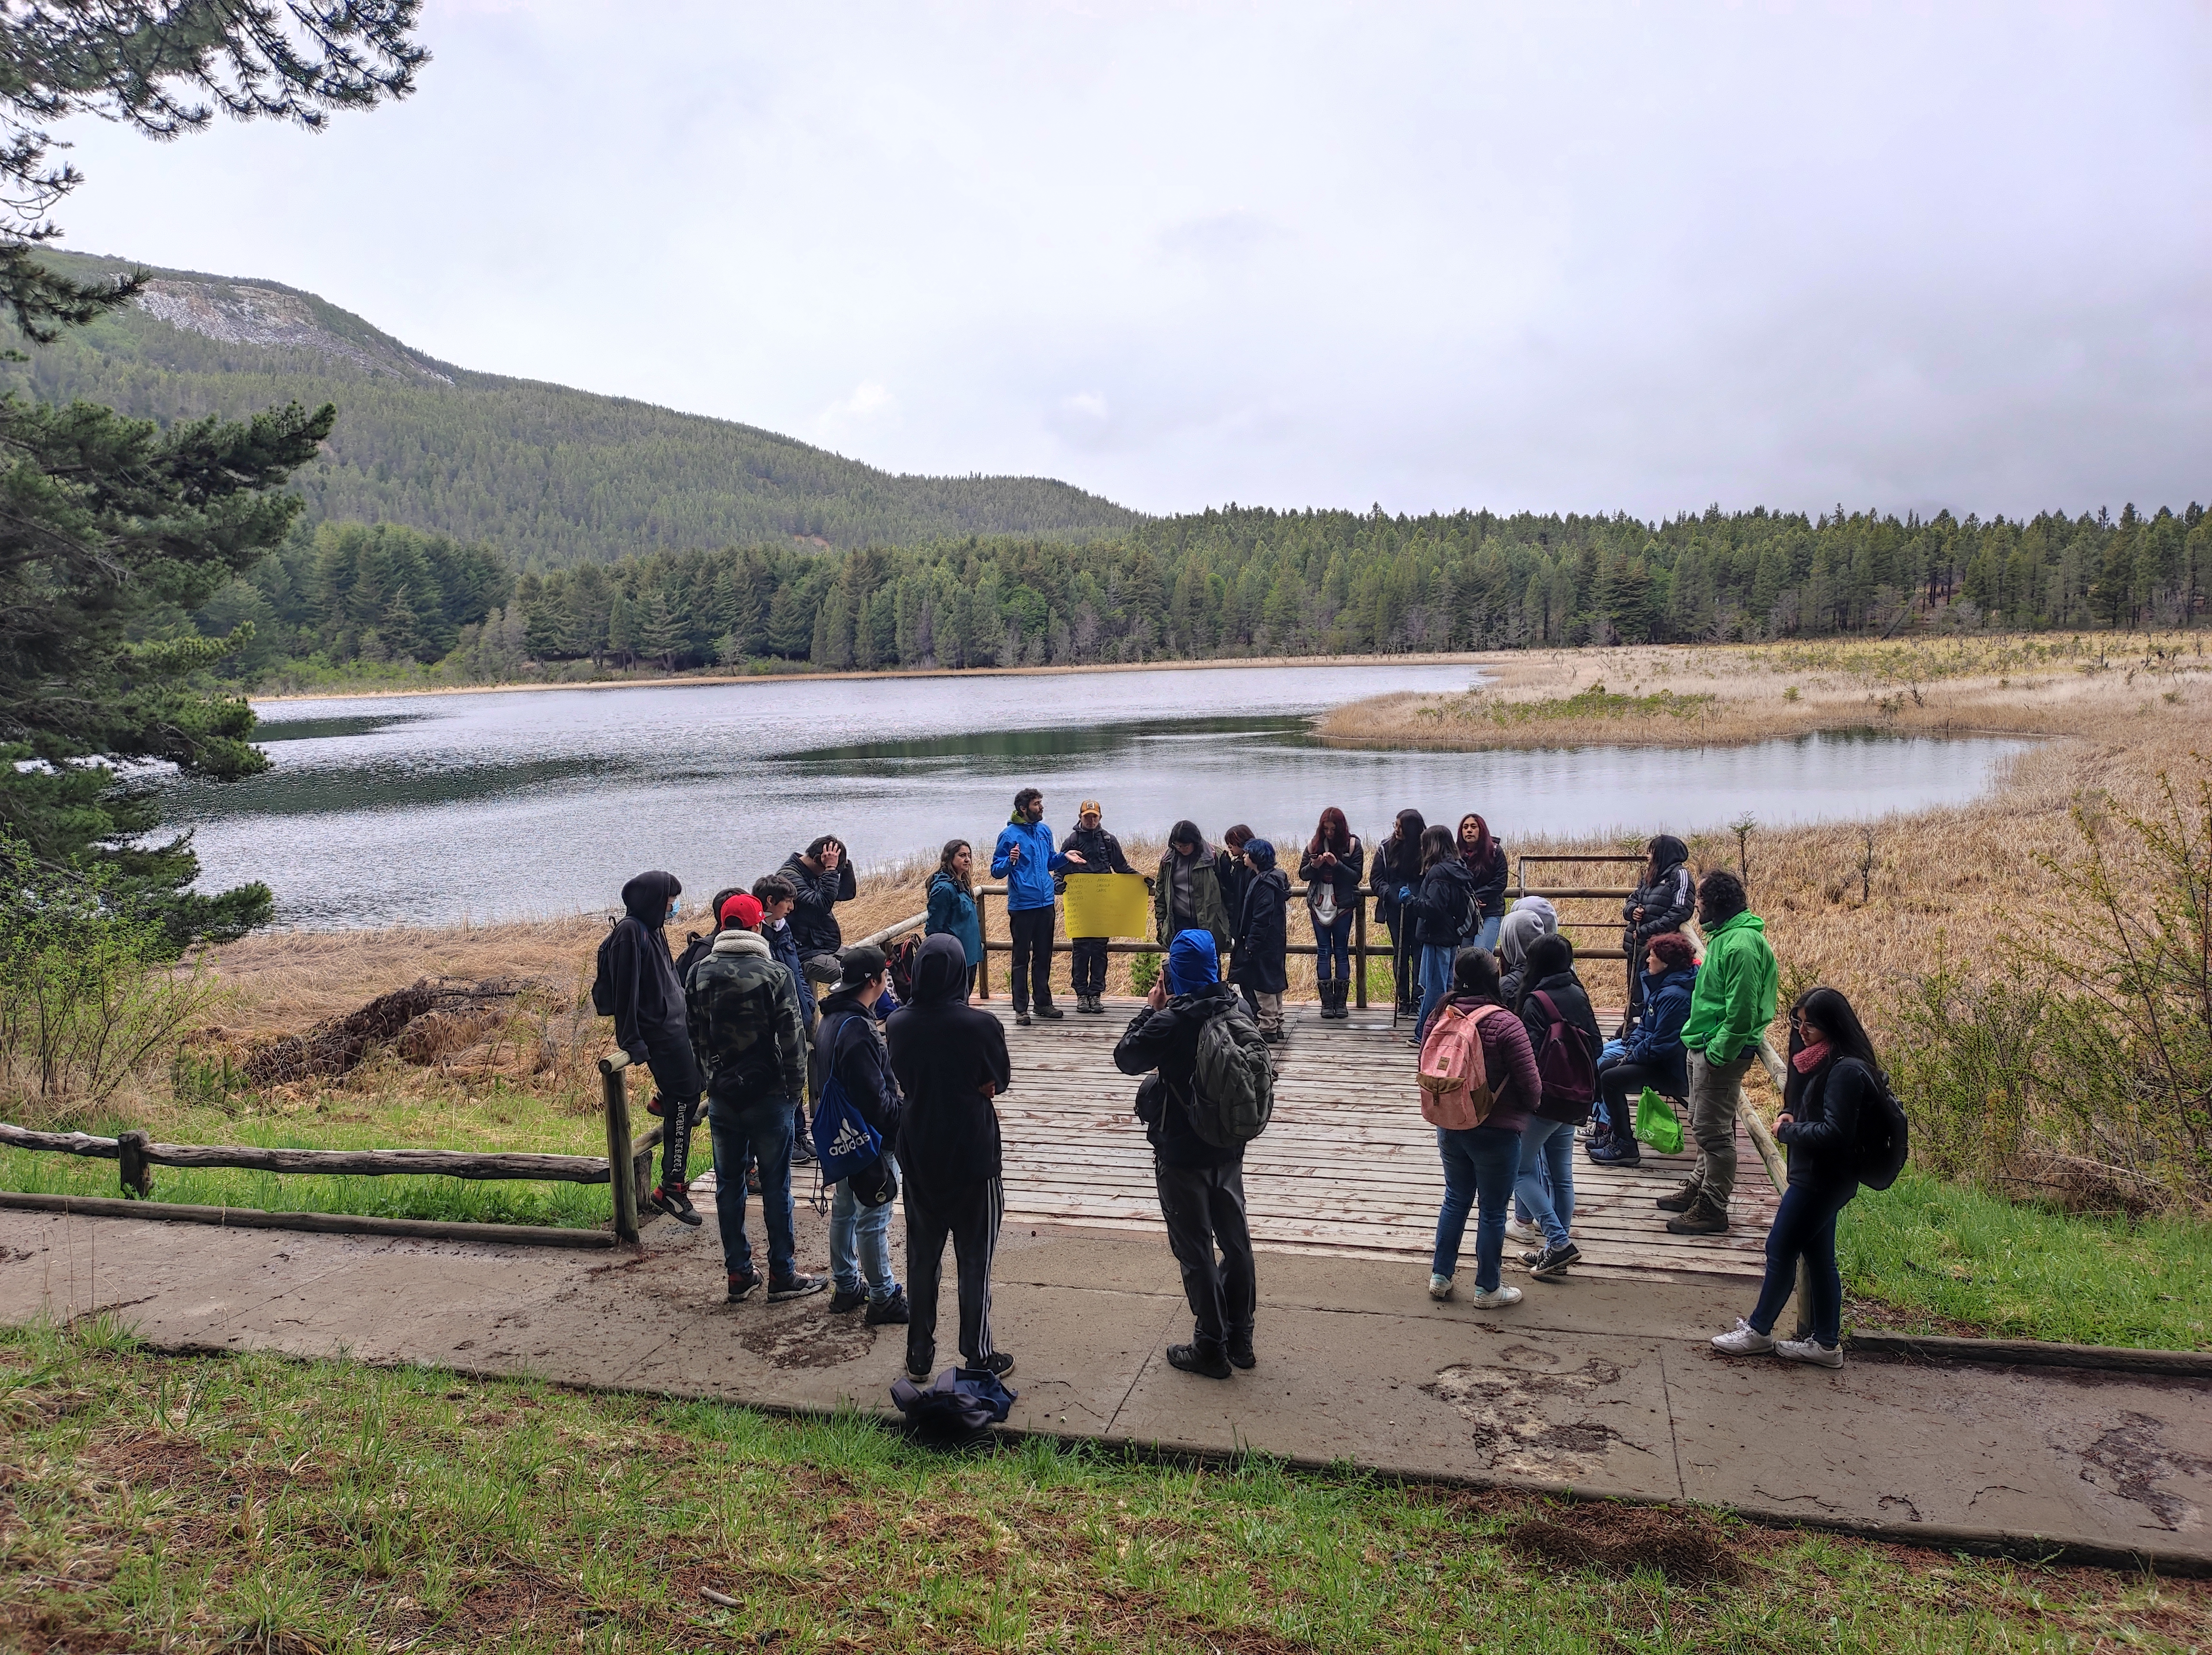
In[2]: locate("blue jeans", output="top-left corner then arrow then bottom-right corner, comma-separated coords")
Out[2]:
1475,914 -> 1502,951
1314,911 -> 1354,984
1515,1116 -> 1577,1250
1750,1179 -> 1858,1347
830,1153 -> 900,1301
1415,943 -> 1456,1039
708,1095 -> 798,1282
1431,1125 -> 1521,1292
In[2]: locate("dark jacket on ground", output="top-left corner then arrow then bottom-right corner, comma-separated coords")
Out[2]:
1154,844 -> 1231,950
1298,837 -> 1366,921
1514,967 -> 1604,1125
1370,835 -> 1423,930
1623,835 -> 1695,951
1619,963 -> 1698,1095
1059,823 -> 1137,883
924,872 -> 983,972
816,987 -> 902,1141
1232,855 -> 1292,994
887,935 -> 1013,1195
1436,991 -> 1542,1135
1408,858 -> 1479,950
1463,844 -> 1509,924
778,849 -> 857,957
1114,979 -> 1244,1170
763,916 -> 819,1034
605,872 -> 691,1070
1778,1053 -> 1875,1189
685,929 -> 807,1107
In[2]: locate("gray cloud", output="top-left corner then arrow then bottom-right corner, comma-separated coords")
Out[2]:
47,0 -> 2210,521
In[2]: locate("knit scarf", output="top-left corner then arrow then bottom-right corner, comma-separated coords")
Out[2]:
1792,1038 -> 1833,1074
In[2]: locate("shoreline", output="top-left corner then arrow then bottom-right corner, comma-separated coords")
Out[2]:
250,650 -> 1497,708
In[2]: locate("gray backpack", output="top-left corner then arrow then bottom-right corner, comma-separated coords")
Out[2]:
1189,1005 -> 1276,1148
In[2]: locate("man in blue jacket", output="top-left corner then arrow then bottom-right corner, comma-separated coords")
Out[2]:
991,787 -> 1078,1026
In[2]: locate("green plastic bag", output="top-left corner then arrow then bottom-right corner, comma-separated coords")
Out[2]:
1634,1087 -> 1684,1154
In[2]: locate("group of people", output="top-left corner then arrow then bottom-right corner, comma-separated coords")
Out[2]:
593,802 -> 1886,1390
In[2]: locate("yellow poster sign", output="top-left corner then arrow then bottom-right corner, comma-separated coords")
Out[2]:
1061,872 -> 1152,940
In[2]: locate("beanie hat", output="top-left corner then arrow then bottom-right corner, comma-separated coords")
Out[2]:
719,892 -> 763,929
1165,929 -> 1220,996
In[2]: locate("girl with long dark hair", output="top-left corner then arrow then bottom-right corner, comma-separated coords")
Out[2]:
1408,823 -> 1479,1042
1370,808 -> 1427,1017
1456,813 -> 1509,950
1710,985 -> 1884,1369
925,839 -> 983,996
1298,807 -> 1365,1021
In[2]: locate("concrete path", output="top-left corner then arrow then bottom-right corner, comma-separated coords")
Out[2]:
5,1202 -> 2208,1573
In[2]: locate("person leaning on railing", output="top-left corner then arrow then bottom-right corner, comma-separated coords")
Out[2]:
598,870 -> 704,1228
1656,870 -> 1780,1238
924,840 -> 983,999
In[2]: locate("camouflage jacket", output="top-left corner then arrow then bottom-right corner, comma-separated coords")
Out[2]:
684,930 -> 806,1105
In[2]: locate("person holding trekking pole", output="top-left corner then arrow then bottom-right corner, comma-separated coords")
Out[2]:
1371,809 -> 1426,1021
1114,929 -> 1271,1379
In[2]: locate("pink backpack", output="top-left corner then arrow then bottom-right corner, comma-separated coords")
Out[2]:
1418,1003 -> 1501,1129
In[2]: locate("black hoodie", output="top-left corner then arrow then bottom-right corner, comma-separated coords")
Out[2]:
1231,846 -> 1291,994
886,935 -> 1013,1195
604,871 -> 693,1071
778,848 -> 859,957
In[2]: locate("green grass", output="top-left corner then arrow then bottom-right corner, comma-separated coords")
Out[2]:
1423,682 -> 1719,726
3,1323 -> 2202,1654
0,1075 -> 712,1230
1842,1169 -> 2212,1349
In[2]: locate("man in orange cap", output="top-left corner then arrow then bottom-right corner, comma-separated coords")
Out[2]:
1060,798 -> 1137,1014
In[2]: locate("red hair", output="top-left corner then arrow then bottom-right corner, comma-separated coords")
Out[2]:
1646,932 -> 1696,971
1309,807 -> 1352,858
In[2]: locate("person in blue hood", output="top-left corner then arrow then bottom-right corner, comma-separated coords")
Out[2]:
991,787 -> 1076,1026
1112,929 -> 1258,1380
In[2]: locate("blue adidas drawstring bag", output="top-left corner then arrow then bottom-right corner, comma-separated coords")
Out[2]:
810,1023 -> 883,1184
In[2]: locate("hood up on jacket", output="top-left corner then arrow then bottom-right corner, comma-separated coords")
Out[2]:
621,870 -> 682,929
1166,929 -> 1220,995
910,932 -> 970,1004
1497,896 -> 1558,968
1648,834 -> 1690,875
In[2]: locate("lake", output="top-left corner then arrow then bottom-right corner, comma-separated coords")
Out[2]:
160,663 -> 2035,927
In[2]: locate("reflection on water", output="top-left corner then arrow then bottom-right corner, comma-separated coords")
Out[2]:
159,663 -> 2033,928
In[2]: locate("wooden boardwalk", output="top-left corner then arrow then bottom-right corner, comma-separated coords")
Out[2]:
988,998 -> 1779,1282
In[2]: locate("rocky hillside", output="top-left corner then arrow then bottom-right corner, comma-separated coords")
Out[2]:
3,251 -> 1140,567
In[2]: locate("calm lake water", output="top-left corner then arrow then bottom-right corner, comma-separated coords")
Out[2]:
161,664 -> 2034,927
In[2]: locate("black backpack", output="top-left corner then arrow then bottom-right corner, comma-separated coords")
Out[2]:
886,934 -> 920,1005
672,929 -> 715,994
1856,1069 -> 1911,1191
1452,875 -> 1480,941
590,917 -> 622,1016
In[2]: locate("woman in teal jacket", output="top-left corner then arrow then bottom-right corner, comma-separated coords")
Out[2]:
925,840 -> 983,995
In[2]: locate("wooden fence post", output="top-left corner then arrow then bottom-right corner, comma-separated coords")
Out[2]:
117,1130 -> 152,1199
1353,901 -> 1369,1010
598,1054 -> 639,1243
977,888 -> 992,999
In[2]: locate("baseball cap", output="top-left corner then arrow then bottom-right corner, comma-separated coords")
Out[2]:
718,892 -> 763,929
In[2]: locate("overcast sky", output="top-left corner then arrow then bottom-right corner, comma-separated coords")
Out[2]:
48,1 -> 2212,521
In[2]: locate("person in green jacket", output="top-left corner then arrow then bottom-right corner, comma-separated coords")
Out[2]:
1658,869 -> 1780,1236
1154,820 -> 1232,955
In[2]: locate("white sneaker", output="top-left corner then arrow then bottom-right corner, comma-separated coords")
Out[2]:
1470,1285 -> 1524,1308
1427,1273 -> 1455,1301
1710,1319 -> 1775,1357
1505,1218 -> 1542,1246
1775,1337 -> 1845,1369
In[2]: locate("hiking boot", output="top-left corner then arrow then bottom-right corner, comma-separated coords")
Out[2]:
1655,1182 -> 1702,1213
1227,1332 -> 1255,1370
1710,1318 -> 1775,1356
1469,1285 -> 1523,1309
1014,1009 -> 1034,1027
1427,1272 -> 1455,1301
1666,1198 -> 1730,1236
1775,1337 -> 1845,1369
649,1184 -> 704,1227
1035,1003 -> 1065,1020
1528,1242 -> 1581,1283
727,1268 -> 760,1304
828,1284 -> 868,1314
1262,1028 -> 1286,1045
1166,1342 -> 1233,1379
865,1288 -> 910,1326
768,1272 -> 828,1302
967,1351 -> 1016,1379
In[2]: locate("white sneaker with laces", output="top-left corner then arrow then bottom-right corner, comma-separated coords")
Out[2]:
1775,1337 -> 1845,1369
1710,1319 -> 1775,1357
1504,1218 -> 1541,1246
1470,1285 -> 1524,1308
1427,1273 -> 1454,1301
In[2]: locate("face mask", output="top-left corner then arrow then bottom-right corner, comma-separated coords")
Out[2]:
666,898 -> 679,921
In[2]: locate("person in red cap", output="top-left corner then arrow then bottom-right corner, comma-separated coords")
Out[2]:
684,889 -> 826,1302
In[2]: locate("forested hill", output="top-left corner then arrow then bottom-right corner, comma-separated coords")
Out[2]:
0,251 -> 1140,565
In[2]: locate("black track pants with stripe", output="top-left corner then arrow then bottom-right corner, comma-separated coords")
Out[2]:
903,1175 -> 1003,1369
